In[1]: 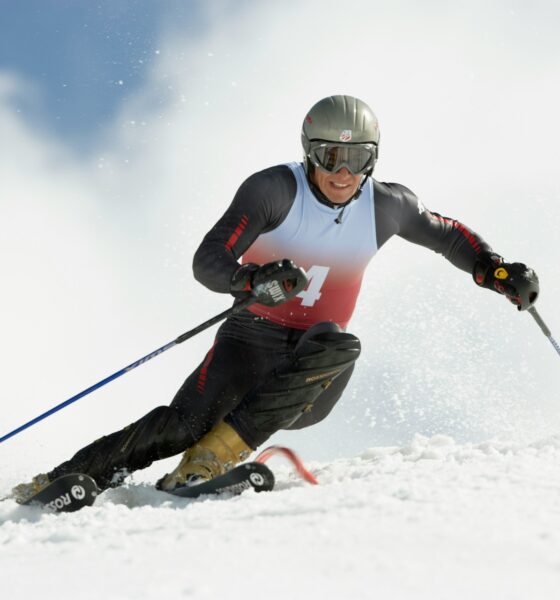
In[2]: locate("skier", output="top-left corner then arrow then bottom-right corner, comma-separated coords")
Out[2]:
13,95 -> 539,501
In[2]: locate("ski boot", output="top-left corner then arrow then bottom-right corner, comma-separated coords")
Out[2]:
11,473 -> 51,504
157,421 -> 252,491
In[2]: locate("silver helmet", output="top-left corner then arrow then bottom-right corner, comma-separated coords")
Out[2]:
301,95 -> 380,175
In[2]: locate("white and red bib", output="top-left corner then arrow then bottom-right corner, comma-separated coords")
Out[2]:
244,163 -> 378,329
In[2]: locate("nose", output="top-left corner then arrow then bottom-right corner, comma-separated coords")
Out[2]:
334,167 -> 352,176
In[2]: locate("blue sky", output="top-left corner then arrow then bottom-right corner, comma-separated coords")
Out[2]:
0,1 -> 210,148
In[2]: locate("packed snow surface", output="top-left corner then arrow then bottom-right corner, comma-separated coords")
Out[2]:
2,434 -> 560,600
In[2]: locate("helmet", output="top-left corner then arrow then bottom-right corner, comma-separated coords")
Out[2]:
301,95 -> 380,176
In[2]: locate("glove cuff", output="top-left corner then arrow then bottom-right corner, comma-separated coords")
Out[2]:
230,263 -> 259,297
473,252 -> 504,288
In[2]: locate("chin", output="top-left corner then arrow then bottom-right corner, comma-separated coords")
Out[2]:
328,190 -> 357,204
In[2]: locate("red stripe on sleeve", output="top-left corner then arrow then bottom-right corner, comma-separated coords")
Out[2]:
432,215 -> 482,254
225,215 -> 249,252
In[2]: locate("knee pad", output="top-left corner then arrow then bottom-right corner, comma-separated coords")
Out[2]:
233,325 -> 360,442
291,322 -> 361,381
294,321 -> 343,349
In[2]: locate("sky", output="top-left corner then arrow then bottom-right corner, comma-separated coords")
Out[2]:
0,1 -> 233,149
1,0 -> 560,475
0,1 -> 158,147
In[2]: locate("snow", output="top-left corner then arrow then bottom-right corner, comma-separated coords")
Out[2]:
2,434 -> 560,599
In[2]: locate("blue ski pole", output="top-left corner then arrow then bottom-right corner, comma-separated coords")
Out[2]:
528,306 -> 560,357
0,297 -> 255,444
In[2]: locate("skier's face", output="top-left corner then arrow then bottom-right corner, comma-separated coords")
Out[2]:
311,166 -> 362,204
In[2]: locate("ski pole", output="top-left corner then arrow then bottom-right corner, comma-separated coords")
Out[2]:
0,297 -> 256,445
528,306 -> 560,357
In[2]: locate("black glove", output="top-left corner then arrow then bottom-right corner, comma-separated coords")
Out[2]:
230,259 -> 308,306
473,252 -> 539,311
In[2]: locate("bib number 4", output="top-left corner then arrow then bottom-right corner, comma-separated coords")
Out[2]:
296,265 -> 330,307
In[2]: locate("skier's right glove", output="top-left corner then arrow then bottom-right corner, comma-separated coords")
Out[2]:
473,251 -> 539,311
230,259 -> 308,306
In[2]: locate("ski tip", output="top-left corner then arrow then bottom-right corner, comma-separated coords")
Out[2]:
23,473 -> 99,512
255,445 -> 318,485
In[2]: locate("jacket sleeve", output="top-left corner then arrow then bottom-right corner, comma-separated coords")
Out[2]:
192,165 -> 297,293
392,183 -> 495,273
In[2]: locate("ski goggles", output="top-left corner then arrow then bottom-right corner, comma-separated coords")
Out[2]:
308,142 -> 377,175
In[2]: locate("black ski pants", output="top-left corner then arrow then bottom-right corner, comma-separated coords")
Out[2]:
50,310 -> 358,489
171,310 -> 356,446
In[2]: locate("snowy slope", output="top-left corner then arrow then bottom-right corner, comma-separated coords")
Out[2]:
2,435 -> 560,600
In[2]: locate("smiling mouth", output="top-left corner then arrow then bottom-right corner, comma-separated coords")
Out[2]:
330,182 -> 350,189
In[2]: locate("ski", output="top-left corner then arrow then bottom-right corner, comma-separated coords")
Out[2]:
163,461 -> 275,499
22,473 -> 99,513
6,450 -> 310,511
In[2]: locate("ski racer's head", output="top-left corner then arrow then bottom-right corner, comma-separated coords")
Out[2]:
301,95 -> 380,204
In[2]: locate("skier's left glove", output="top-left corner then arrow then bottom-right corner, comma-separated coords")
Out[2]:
473,251 -> 539,311
230,259 -> 308,306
